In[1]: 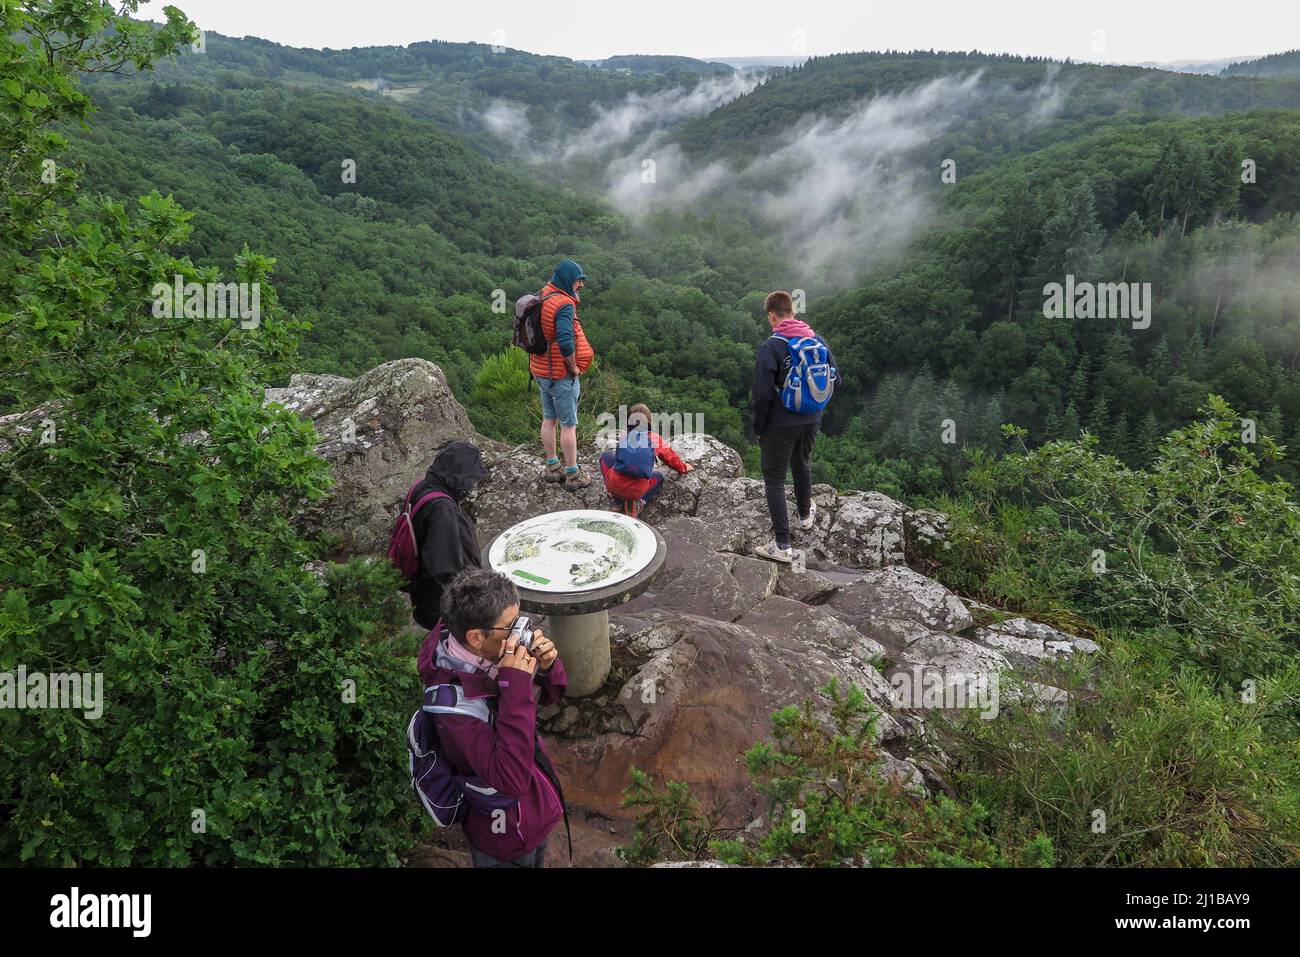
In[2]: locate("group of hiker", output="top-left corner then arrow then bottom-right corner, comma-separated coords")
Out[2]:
396,259 -> 838,867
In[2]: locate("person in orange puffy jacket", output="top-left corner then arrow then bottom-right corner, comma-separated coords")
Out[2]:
531,260 -> 595,490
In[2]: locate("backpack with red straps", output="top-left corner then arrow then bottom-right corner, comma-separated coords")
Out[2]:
387,483 -> 451,582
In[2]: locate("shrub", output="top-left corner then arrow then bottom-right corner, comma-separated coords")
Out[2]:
721,679 -> 1023,867
933,640 -> 1300,866
615,768 -> 734,867
924,403 -> 1300,867
942,399 -> 1300,680
469,348 -> 625,446
0,1 -> 423,865
620,681 -> 1042,868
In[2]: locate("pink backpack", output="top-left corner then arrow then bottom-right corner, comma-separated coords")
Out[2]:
387,484 -> 451,581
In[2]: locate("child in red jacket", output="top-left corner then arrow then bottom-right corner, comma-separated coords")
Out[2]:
599,403 -> 691,518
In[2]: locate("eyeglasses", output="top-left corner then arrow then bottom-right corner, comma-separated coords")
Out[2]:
482,615 -> 522,634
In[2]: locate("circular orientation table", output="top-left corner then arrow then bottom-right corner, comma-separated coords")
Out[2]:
482,509 -> 667,697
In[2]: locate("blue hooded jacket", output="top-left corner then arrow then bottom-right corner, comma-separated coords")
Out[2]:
548,259 -> 586,356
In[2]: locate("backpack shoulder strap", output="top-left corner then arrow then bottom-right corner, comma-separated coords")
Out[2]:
408,489 -> 452,517
423,683 -> 493,724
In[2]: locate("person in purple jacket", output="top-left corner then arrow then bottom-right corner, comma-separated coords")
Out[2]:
417,568 -> 569,868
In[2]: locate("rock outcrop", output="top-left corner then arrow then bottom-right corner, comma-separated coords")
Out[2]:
264,358 -> 1100,866
265,361 -> 487,555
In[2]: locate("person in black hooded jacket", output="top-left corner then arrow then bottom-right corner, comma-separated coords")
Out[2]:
405,441 -> 490,629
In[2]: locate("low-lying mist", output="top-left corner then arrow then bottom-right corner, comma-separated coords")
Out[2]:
484,67 -> 1069,289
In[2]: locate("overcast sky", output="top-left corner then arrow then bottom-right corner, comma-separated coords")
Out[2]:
142,0 -> 1292,64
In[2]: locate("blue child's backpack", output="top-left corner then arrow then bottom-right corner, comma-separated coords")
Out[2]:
772,334 -> 836,414
614,427 -> 656,479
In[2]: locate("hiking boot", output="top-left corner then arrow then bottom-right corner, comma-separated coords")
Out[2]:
542,460 -> 564,483
563,468 -> 591,490
754,541 -> 796,564
798,501 -> 818,531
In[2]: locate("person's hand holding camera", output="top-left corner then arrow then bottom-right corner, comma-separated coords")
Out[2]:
499,636 -> 538,676
528,631 -> 558,672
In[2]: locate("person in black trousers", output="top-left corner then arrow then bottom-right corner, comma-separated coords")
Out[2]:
750,291 -> 839,564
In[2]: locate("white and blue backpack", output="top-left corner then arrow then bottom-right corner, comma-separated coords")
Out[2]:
408,677 -> 517,827
771,334 -> 836,414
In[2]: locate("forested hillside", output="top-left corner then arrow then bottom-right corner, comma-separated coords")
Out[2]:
70,64 -> 784,449
593,54 -> 736,77
1222,50 -> 1300,78
136,30 -> 730,141
674,51 -> 1300,163
811,109 -> 1300,496
64,36 -> 1300,497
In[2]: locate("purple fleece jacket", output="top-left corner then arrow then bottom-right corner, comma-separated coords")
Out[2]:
418,629 -> 567,860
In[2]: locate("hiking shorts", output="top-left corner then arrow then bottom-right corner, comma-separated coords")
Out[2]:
535,374 -> 580,428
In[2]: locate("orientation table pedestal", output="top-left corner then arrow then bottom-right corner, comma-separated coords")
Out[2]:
544,609 -> 610,698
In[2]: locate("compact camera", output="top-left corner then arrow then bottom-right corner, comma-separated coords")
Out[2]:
510,615 -> 533,650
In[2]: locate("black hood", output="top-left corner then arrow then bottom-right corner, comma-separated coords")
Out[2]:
424,441 -> 489,502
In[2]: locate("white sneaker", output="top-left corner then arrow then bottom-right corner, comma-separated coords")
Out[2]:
799,501 -> 817,531
755,541 -> 796,564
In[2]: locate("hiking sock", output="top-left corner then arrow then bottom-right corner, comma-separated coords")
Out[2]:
546,457 -> 560,467
564,465 -> 579,474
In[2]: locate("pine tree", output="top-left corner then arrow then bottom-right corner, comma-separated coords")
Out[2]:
1135,410 -> 1162,464
1263,405 -> 1285,445
1028,182 -> 1106,293
1113,211 -> 1147,281
978,394 -> 1007,449
1042,407 -> 1062,442
1087,395 -> 1111,444
869,375 -> 908,443
1181,329 -> 1209,378
984,175 -> 1041,321
1147,337 -> 1174,381
1109,412 -> 1132,462
1061,401 -> 1082,441
1068,358 -> 1091,410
